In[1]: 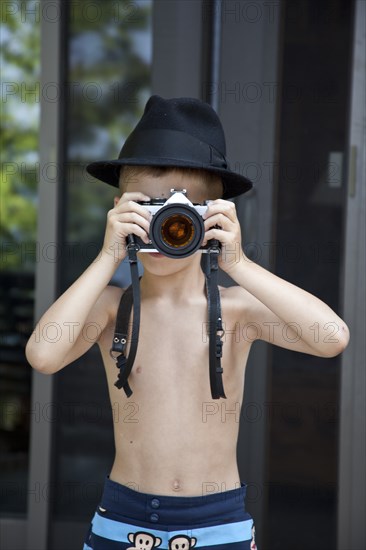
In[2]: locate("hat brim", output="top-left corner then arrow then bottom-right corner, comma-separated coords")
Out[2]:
86,158 -> 253,200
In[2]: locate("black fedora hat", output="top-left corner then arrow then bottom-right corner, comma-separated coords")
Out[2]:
86,95 -> 253,199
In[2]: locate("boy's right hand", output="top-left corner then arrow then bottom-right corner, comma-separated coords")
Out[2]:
102,192 -> 152,262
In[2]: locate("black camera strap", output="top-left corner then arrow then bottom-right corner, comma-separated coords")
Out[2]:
203,242 -> 226,399
110,241 -> 140,397
110,242 -> 226,399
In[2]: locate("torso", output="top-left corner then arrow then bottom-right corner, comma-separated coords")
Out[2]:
98,284 -> 252,497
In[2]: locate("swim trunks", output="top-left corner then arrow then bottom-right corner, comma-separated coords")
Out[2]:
83,477 -> 257,549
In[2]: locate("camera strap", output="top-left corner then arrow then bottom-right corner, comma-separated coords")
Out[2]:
203,242 -> 226,399
110,242 -> 140,397
110,242 -> 226,399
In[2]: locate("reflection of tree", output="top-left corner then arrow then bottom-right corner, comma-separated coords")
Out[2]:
0,0 -> 40,271
63,0 -> 152,285
0,2 -> 40,515
1,0 -> 152,275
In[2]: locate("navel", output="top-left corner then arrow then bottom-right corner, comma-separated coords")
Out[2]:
136,366 -> 142,374
172,479 -> 181,492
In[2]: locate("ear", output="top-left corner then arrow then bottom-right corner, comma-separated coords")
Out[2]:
128,533 -> 135,543
154,537 -> 162,547
113,195 -> 122,207
190,537 -> 197,547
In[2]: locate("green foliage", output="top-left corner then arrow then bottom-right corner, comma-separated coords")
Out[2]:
0,0 -> 152,277
0,0 -> 40,271
63,0 -> 152,285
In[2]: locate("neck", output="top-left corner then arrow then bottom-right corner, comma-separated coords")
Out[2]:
139,255 -> 206,302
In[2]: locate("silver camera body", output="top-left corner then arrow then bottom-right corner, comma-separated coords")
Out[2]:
128,189 -> 212,258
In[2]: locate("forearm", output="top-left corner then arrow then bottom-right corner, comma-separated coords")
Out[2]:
26,249 -> 122,371
227,256 -> 350,356
202,198 -> 349,356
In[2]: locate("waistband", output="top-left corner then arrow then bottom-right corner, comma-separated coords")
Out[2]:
99,476 -> 248,526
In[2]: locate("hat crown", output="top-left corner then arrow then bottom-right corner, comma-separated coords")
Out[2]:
85,95 -> 253,199
130,95 -> 226,155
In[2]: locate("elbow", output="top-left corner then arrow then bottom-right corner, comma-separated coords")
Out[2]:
322,323 -> 350,358
25,342 -> 58,374
335,323 -> 350,355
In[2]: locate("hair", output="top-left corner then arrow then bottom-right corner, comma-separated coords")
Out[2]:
119,165 -> 223,198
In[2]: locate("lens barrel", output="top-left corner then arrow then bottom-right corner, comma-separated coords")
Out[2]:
150,204 -> 205,258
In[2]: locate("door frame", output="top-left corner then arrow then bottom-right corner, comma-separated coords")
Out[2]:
337,1 -> 366,548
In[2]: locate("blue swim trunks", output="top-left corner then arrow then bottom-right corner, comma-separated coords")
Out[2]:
83,477 -> 257,549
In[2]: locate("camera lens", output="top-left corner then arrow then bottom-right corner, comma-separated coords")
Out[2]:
150,205 -> 204,258
161,214 -> 194,248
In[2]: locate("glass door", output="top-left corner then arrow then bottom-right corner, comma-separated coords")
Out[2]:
49,2 -> 153,548
0,0 -> 40,542
265,1 -> 355,548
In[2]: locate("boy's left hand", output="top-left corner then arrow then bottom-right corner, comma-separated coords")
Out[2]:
202,199 -> 244,273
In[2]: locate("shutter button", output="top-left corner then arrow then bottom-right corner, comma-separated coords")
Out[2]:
151,498 -> 160,509
150,512 -> 159,522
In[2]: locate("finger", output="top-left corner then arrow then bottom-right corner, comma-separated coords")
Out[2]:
114,199 -> 153,222
109,210 -> 151,237
204,212 -> 235,232
203,227 -> 232,245
117,192 -> 151,204
203,200 -> 237,222
120,222 -> 150,244
115,192 -> 151,213
119,211 -> 151,235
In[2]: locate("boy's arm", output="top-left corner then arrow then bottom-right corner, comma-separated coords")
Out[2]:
203,200 -> 350,357
226,264 -> 349,357
26,254 -> 118,373
26,192 -> 152,373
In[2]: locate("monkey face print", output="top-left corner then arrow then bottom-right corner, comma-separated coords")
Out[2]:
167,534 -> 197,549
127,532 -> 197,550
127,531 -> 162,549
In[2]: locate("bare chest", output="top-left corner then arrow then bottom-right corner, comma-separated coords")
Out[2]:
99,295 -> 250,405
116,306 -> 210,397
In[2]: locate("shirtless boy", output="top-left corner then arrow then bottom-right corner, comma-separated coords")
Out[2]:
26,96 -> 349,549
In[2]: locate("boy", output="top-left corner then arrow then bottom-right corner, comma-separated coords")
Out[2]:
26,96 -> 349,549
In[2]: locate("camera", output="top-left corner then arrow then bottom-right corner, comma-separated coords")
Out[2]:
127,189 -> 216,258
